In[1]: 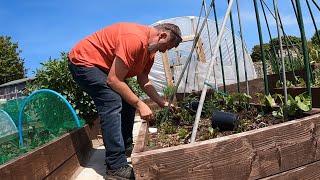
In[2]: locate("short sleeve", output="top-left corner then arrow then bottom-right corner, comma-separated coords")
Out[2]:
115,34 -> 143,69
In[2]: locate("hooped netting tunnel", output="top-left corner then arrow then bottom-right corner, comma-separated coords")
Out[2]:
0,110 -> 18,144
0,89 -> 84,165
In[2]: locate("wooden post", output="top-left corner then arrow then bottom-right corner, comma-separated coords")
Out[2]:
161,51 -> 174,87
191,18 -> 206,63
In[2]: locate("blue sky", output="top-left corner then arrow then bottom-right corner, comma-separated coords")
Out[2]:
0,0 -> 319,77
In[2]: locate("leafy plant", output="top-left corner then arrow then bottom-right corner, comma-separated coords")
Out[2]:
271,93 -> 311,119
308,43 -> 320,63
311,30 -> 320,46
160,121 -> 176,134
126,77 -> 145,98
313,69 -> 320,87
276,80 -> 294,88
199,127 -> 218,141
162,85 -> 175,100
25,52 -> 97,123
177,128 -> 188,139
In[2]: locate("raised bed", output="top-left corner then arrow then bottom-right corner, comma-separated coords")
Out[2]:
267,69 -> 307,93
273,87 -> 320,108
0,119 -> 100,180
131,111 -> 320,179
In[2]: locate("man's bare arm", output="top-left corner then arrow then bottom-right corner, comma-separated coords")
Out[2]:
107,56 -> 153,120
137,72 -> 166,108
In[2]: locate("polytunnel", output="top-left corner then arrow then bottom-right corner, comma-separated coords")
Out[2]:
148,16 -> 257,94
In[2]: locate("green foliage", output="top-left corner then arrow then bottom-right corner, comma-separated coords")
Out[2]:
126,77 -> 145,97
270,93 -> 311,119
276,78 -> 305,88
269,36 -> 301,52
160,121 -> 176,134
154,106 -> 194,128
202,92 -> 251,116
0,121 -> 75,165
313,69 -> 320,87
295,94 -> 312,111
177,128 -> 188,139
256,93 -> 277,108
311,30 -> 320,46
251,35 -> 305,74
199,127 -> 218,141
25,52 -> 97,123
162,85 -> 175,100
0,36 -> 26,85
203,93 -> 223,118
250,44 -> 270,62
308,43 -> 320,63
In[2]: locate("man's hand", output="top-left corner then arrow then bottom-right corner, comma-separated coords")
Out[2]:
136,100 -> 154,121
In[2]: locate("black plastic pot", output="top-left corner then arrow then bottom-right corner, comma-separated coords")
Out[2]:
184,100 -> 199,114
211,111 -> 239,131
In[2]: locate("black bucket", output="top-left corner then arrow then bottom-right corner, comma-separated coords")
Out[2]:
184,100 -> 199,114
211,111 -> 239,131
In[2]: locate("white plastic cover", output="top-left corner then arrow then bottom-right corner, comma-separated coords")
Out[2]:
149,16 -> 257,94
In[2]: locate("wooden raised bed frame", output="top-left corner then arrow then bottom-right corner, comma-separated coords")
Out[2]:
132,111 -> 320,179
0,119 -> 100,180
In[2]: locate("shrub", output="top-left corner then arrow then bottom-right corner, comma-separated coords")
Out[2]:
26,52 -> 97,123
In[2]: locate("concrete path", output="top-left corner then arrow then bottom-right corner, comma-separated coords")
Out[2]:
74,116 -> 142,180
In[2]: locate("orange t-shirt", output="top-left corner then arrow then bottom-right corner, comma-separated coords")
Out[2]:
68,23 -> 155,78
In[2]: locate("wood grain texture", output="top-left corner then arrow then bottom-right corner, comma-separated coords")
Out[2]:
0,124 -> 94,180
161,51 -> 174,87
262,160 -> 320,180
132,122 -> 148,154
46,154 -> 80,180
131,113 -> 320,180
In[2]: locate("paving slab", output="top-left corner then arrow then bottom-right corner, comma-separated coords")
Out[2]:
74,116 -> 142,179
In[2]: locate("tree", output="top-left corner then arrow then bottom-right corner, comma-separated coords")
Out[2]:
0,36 -> 26,84
251,35 -> 302,62
311,30 -> 320,46
250,44 -> 270,62
26,52 -> 97,123
269,36 -> 301,52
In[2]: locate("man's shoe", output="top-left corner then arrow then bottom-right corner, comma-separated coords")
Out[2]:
105,165 -> 135,180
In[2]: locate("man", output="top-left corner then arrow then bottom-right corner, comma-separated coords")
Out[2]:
68,22 -> 182,179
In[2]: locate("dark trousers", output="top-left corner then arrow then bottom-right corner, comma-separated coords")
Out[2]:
68,61 -> 136,169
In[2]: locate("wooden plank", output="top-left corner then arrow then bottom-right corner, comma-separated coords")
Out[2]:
45,154 -> 80,180
161,51 -> 174,87
0,125 -> 93,180
132,122 -> 148,154
190,18 -> 206,63
262,160 -> 320,180
195,38 -> 206,63
0,132 -> 74,179
182,34 -> 195,42
131,113 -> 320,180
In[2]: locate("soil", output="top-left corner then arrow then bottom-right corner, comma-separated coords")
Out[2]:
146,105 -> 300,150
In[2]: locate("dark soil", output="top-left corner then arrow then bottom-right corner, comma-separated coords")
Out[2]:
147,106 -> 288,150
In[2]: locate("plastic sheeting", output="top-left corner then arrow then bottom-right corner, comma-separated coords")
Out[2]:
148,16 -> 257,94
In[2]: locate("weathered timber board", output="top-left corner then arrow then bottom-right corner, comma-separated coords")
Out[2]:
133,122 -> 148,154
131,113 -> 320,180
261,160 -> 320,180
0,124 -> 94,180
45,154 -> 80,180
